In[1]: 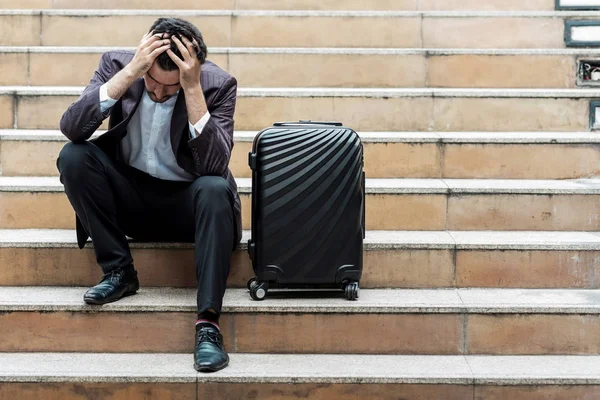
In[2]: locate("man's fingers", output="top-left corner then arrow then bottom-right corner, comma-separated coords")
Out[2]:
171,36 -> 191,60
142,30 -> 157,41
150,44 -> 171,58
140,34 -> 161,49
166,49 -> 185,67
148,38 -> 171,51
181,36 -> 196,54
191,38 -> 201,53
140,32 -> 151,43
151,32 -> 169,41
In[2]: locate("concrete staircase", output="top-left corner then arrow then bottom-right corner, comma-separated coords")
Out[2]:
1,1 -> 600,399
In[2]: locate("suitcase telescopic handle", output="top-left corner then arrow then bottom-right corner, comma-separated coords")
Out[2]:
274,120 -> 343,127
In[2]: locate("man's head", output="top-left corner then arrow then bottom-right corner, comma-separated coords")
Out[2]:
144,18 -> 208,103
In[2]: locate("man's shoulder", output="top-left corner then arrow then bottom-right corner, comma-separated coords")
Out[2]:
100,50 -> 135,70
202,59 -> 236,88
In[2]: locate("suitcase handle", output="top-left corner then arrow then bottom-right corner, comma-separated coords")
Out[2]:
274,120 -> 343,127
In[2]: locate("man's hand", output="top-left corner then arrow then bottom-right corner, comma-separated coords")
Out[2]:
167,36 -> 202,91
128,31 -> 171,79
167,36 -> 208,133
105,31 -> 170,100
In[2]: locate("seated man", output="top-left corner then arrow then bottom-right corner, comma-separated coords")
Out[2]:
57,17 -> 241,372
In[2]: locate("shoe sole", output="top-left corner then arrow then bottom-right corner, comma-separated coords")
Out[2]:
194,362 -> 229,373
83,290 -> 138,305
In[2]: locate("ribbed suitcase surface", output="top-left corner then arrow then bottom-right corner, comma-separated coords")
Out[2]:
248,122 -> 364,300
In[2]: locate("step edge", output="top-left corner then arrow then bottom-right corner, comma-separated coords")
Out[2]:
2,304 -> 599,314
5,86 -> 600,98
2,229 -> 600,250
0,287 -> 599,314
4,46 -> 600,56
5,130 -> 600,144
4,177 -> 600,195
4,9 -> 600,17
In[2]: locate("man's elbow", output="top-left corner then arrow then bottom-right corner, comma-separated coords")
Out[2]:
59,115 -> 80,142
60,112 -> 96,143
59,114 -> 75,141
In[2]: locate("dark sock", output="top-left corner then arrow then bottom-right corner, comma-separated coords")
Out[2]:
196,311 -> 220,330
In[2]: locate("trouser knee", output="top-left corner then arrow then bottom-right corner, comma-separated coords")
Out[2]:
57,142 -> 103,184
190,176 -> 231,212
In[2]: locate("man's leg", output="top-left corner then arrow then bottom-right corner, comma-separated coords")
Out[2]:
151,175 -> 235,372
189,176 -> 235,372
146,175 -> 235,313
57,141 -> 143,304
189,176 -> 235,315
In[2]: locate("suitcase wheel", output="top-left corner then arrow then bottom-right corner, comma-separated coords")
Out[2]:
250,280 -> 268,301
344,281 -> 360,301
247,276 -> 259,291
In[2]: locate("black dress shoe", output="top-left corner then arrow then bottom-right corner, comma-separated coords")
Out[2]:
83,265 -> 139,305
194,324 -> 229,372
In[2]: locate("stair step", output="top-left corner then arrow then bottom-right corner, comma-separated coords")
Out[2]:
1,87 -> 599,131
0,10 -> 591,48
2,177 -> 600,231
0,354 -> 598,399
1,353 -> 599,384
0,0 -> 557,11
3,287 -> 598,314
0,287 -> 598,354
0,353 -> 599,400
1,46 -> 595,88
3,129 -> 600,179
2,229 -> 599,289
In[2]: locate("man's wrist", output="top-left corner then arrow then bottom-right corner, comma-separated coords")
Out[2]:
123,63 -> 143,81
184,83 -> 202,95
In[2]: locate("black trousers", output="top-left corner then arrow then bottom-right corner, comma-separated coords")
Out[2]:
57,141 -> 235,314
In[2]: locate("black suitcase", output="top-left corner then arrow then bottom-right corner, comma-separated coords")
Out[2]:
247,121 -> 365,301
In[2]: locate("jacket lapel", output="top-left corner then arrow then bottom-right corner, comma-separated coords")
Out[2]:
170,90 -> 188,163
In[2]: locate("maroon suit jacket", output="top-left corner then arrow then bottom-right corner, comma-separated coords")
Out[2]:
60,50 -> 242,248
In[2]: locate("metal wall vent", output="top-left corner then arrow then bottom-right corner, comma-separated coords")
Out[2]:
557,0 -> 600,10
565,20 -> 600,47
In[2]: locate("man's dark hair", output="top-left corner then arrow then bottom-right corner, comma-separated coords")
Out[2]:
149,17 -> 208,70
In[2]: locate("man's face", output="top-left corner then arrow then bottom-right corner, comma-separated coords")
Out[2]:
144,62 -> 181,103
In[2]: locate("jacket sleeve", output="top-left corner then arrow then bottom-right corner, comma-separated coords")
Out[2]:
59,52 -> 115,143
187,75 -> 237,176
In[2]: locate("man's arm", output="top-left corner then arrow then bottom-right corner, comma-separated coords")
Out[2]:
59,32 -> 170,143
59,51 -> 115,143
185,86 -> 209,132
168,36 -> 236,176
168,35 -> 210,137
188,76 -> 236,176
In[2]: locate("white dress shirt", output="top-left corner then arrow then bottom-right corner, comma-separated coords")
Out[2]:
99,82 -> 210,181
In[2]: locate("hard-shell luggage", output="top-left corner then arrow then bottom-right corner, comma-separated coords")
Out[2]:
247,121 -> 365,301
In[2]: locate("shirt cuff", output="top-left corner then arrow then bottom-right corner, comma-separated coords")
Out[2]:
189,111 -> 211,138
99,83 -> 118,114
